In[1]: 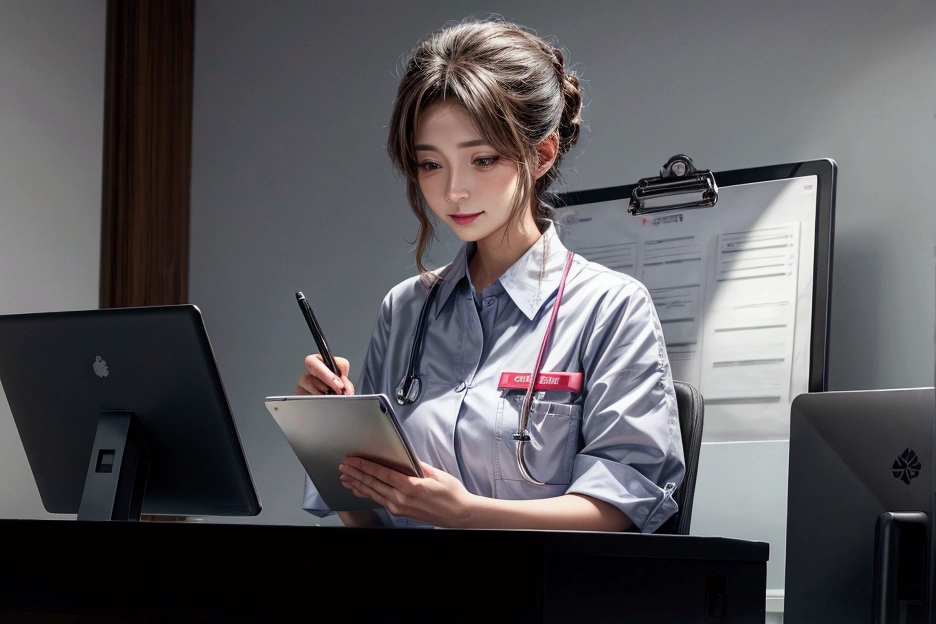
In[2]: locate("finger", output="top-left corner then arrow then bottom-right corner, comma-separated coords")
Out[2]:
344,477 -> 386,505
295,372 -> 331,396
339,474 -> 373,498
308,376 -> 331,394
303,354 -> 346,393
339,461 -> 396,501
334,357 -> 352,379
345,457 -> 416,495
339,460 -> 380,486
295,373 -> 313,395
418,461 -> 439,480
334,358 -> 354,396
339,468 -> 389,506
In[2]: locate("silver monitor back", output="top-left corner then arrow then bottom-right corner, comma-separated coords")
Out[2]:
0,305 -> 261,518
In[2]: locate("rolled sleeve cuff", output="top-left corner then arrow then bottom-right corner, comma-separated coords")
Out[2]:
302,474 -> 336,519
566,454 -> 678,534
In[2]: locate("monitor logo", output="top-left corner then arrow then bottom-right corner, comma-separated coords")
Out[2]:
892,448 -> 921,485
93,356 -> 109,378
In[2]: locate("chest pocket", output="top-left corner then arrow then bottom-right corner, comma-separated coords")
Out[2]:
494,393 -> 583,497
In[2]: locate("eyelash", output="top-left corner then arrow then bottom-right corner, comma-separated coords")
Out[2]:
417,156 -> 501,172
474,156 -> 500,168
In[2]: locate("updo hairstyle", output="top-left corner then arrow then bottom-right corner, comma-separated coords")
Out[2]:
387,17 -> 584,274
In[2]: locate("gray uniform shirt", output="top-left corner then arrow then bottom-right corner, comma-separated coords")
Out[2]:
303,224 -> 685,533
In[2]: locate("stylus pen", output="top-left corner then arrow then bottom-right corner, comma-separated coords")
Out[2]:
296,291 -> 343,394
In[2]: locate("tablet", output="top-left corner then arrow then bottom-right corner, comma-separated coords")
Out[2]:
264,394 -> 424,511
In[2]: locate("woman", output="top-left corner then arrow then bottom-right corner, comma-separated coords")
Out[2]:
296,17 -> 684,532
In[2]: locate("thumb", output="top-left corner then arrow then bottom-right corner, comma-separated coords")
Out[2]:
419,461 -> 440,480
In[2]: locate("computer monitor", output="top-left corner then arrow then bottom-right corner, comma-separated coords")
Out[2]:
785,387 -> 934,623
0,305 -> 261,521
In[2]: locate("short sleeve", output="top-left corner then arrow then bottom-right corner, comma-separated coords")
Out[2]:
565,280 -> 685,533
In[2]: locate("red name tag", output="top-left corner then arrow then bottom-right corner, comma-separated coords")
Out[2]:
497,371 -> 583,393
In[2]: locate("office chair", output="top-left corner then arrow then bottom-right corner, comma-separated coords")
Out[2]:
655,380 -> 704,535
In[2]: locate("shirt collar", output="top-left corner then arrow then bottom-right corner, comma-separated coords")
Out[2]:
431,223 -> 585,321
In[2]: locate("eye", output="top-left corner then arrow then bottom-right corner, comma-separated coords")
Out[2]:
418,161 -> 441,172
473,156 -> 500,168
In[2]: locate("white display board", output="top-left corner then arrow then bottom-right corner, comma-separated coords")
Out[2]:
557,175 -> 819,442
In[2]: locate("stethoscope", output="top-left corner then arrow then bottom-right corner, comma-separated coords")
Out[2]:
395,251 -> 576,486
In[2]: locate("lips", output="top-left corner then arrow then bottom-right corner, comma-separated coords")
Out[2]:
450,212 -> 482,225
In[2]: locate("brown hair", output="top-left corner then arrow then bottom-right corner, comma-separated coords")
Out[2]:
387,17 -> 584,274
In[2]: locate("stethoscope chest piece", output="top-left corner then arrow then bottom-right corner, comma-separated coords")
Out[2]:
395,278 -> 441,406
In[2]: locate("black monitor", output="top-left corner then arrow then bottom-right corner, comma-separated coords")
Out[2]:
0,305 -> 261,521
785,387 -> 934,623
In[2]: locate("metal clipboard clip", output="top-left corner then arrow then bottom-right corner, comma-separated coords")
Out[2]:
628,154 -> 718,215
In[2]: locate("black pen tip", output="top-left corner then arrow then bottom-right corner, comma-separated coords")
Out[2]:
296,292 -> 304,300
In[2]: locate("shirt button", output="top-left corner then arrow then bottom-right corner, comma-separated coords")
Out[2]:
454,381 -> 467,392
483,296 -> 496,307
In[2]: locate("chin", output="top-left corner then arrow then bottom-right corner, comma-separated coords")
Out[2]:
444,221 -> 485,242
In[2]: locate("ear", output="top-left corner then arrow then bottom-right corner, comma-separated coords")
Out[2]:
533,133 -> 559,180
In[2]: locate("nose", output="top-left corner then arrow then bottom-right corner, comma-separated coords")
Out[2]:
444,168 -> 469,204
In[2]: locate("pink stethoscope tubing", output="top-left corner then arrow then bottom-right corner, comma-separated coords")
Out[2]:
513,251 -> 576,486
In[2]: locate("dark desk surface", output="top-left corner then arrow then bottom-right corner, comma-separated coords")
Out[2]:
0,519 -> 768,623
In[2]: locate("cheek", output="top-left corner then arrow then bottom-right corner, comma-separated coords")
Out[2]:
484,167 -> 520,200
417,176 -> 445,212
416,175 -> 435,199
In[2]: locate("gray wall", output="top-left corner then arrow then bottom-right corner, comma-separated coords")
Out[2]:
0,0 -> 107,518
189,0 -> 936,596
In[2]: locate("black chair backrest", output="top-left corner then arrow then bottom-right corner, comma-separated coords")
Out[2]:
656,380 -> 704,535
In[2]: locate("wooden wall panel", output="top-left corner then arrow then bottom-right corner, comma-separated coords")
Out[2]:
100,0 -> 194,308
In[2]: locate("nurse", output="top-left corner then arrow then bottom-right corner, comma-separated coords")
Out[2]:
296,17 -> 685,532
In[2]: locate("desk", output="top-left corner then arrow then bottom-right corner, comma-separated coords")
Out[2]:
0,520 -> 767,623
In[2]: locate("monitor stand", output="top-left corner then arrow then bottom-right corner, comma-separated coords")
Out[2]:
872,511 -> 930,624
76,410 -> 150,521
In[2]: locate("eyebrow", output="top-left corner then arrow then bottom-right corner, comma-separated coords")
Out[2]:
414,139 -> 490,151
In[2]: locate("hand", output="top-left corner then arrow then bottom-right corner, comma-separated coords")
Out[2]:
295,354 -> 354,395
338,458 -> 476,528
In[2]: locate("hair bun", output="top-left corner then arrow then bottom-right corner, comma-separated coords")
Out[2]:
555,54 -> 582,154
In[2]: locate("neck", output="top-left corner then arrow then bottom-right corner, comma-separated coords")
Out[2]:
469,215 -> 544,291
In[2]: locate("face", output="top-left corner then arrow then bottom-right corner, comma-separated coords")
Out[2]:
413,100 -> 534,251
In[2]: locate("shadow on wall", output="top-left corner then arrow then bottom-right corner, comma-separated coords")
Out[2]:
826,225 -> 887,391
